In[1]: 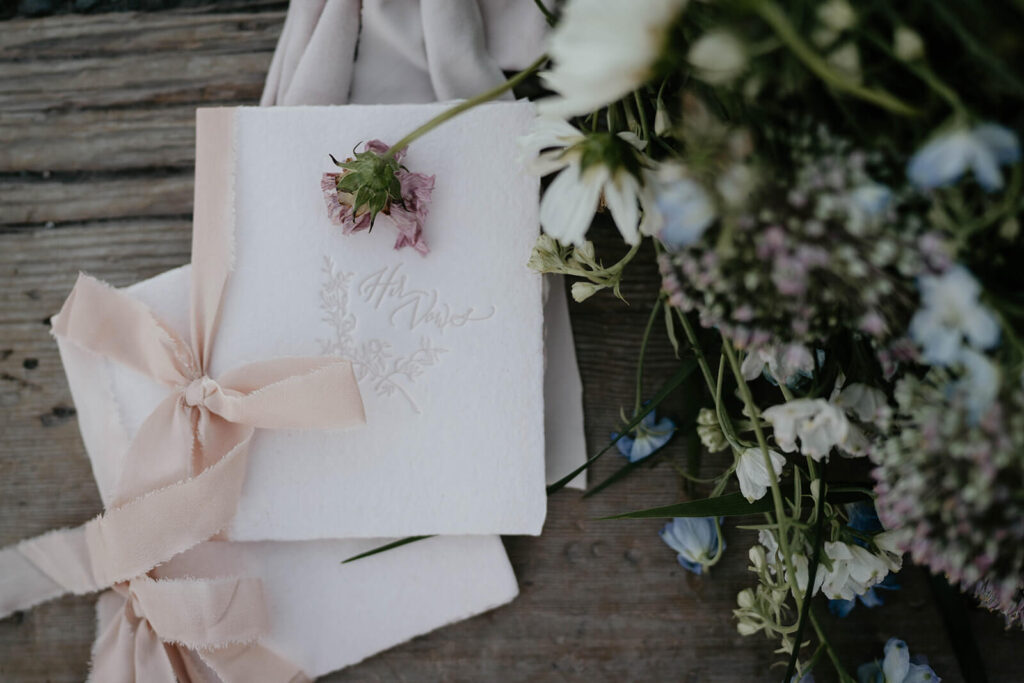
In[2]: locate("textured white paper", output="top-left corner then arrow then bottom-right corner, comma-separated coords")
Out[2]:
152,535 -> 518,678
104,102 -> 547,540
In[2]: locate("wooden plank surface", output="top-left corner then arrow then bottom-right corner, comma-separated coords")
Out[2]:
0,8 -> 1019,682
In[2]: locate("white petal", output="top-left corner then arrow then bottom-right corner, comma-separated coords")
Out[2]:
540,165 -> 605,246
604,172 -> 641,245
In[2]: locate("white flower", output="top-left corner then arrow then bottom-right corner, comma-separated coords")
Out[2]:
762,399 -> 849,461
740,344 -> 815,386
833,382 -> 891,431
894,26 -> 924,62
909,265 -> 1000,365
519,117 -> 653,246
819,541 -> 893,601
817,0 -> 856,31
735,447 -> 786,502
907,123 -> 1020,192
539,0 -> 688,117
688,30 -> 748,85
873,530 -> 905,573
827,43 -> 862,83
715,163 -> 757,208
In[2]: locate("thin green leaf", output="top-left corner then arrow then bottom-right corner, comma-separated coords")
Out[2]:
598,491 -> 771,520
341,535 -> 434,564
546,357 -> 697,495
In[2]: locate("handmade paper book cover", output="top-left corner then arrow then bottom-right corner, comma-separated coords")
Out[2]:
60,101 -> 548,540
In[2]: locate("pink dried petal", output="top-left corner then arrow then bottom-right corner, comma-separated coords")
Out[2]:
365,139 -> 405,163
321,172 -> 371,234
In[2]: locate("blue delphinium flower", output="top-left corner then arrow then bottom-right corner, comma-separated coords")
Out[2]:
907,122 -> 1020,192
659,517 -> 723,575
612,410 -> 677,463
655,177 -> 717,249
909,265 -> 999,366
857,638 -> 940,683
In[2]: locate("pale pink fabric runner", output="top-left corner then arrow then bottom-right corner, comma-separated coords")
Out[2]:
0,109 -> 365,682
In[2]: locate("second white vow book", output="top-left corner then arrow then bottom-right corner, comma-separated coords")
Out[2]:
100,102 -> 547,540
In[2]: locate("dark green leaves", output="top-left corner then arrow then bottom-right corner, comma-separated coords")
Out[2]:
599,492 -> 771,520
342,536 -> 434,564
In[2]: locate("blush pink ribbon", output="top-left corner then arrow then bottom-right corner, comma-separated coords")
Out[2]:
0,109 -> 364,682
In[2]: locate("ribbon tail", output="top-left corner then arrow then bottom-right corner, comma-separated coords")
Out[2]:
200,643 -> 312,683
214,357 -> 366,430
0,526 -> 95,619
51,272 -> 195,387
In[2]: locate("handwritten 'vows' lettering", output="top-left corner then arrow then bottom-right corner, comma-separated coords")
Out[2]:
319,257 -> 496,413
358,263 -> 495,332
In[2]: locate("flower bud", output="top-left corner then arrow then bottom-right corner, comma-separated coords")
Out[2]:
894,26 -> 924,62
688,31 -> 748,85
571,281 -> 603,302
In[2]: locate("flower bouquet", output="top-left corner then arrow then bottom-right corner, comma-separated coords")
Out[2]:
335,0 -> 1024,679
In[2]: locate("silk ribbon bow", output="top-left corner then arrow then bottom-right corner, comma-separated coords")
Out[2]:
0,109 -> 364,682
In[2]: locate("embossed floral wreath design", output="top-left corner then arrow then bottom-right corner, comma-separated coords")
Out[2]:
318,255 -> 446,413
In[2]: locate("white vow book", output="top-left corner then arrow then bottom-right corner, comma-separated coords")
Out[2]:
71,102 -> 549,541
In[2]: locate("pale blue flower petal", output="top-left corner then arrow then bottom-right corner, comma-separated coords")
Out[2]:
973,123 -> 1021,164
882,639 -> 911,683
968,143 -> 1005,192
829,597 -> 856,617
907,131 -> 974,190
660,517 -> 722,576
656,178 -> 716,249
903,663 -> 941,682
613,432 -> 636,458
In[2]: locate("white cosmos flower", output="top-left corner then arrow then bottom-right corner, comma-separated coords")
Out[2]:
539,0 -> 689,117
735,447 -> 786,503
519,117 -> 653,246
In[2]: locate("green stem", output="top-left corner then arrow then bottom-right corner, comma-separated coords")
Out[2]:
532,0 -> 556,25
635,298 -> 664,414
722,336 -> 802,607
634,90 -> 651,142
673,307 -> 717,396
383,54 -> 548,159
753,0 -> 920,117
809,610 -> 855,683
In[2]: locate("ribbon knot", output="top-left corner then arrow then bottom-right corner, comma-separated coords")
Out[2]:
183,376 -> 219,408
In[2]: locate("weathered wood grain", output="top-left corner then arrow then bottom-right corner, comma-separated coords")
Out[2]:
0,7 -> 1019,683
